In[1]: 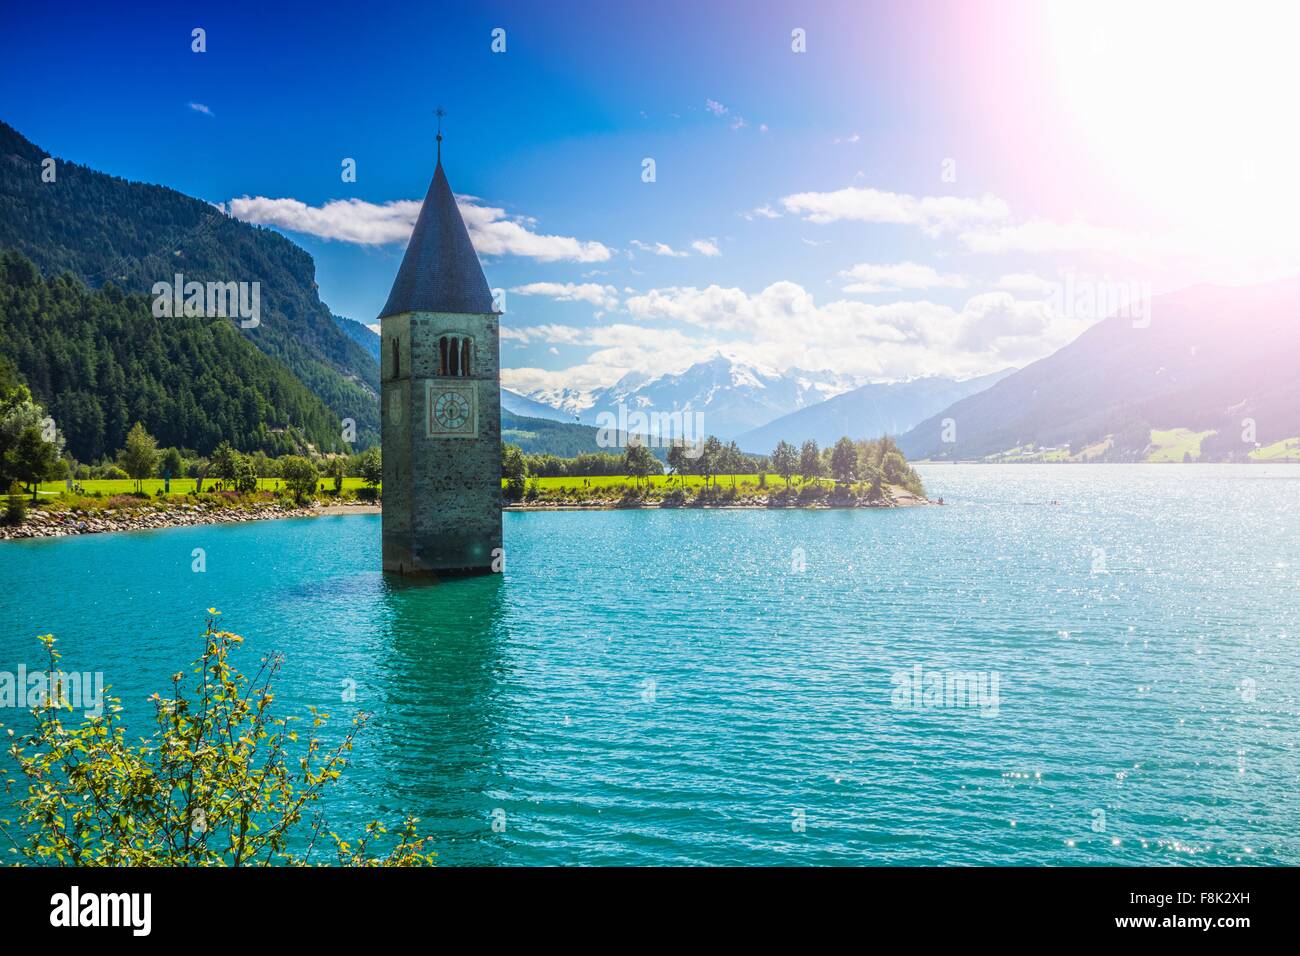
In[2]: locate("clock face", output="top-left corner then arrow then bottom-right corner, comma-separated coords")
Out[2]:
432,391 -> 471,430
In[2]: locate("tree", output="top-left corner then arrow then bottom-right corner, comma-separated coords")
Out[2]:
9,425 -> 59,499
698,435 -> 723,490
881,450 -> 909,486
666,442 -> 691,488
624,442 -> 656,489
799,440 -> 824,485
327,455 -> 346,494
502,444 -> 527,482
231,454 -> 258,494
862,461 -> 886,500
772,440 -> 798,489
359,446 -> 382,489
210,441 -> 238,482
159,446 -> 184,480
723,440 -> 744,488
121,422 -> 159,493
279,455 -> 319,503
0,618 -> 435,866
830,436 -> 858,484
502,443 -> 528,501
0,363 -> 63,495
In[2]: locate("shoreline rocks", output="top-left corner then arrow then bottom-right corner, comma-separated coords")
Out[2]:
0,501 -> 378,541
2,490 -> 934,540
505,489 -> 933,511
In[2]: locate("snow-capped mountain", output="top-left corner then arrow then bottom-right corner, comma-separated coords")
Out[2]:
734,369 -> 1014,453
517,354 -> 863,440
500,388 -> 581,423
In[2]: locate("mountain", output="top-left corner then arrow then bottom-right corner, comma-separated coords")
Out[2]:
898,278 -> 1300,461
0,250 -> 345,459
501,408 -> 669,460
501,388 -> 579,423
521,354 -> 861,440
0,119 -> 380,447
734,370 -> 1012,453
332,314 -> 380,363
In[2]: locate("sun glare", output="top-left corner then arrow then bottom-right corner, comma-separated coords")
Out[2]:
1047,0 -> 1300,277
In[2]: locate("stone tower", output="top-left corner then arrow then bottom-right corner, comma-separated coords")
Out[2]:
378,137 -> 501,576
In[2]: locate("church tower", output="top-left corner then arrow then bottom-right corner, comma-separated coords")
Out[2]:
379,124 -> 501,575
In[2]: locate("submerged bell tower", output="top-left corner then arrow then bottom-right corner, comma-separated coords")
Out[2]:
379,114 -> 502,575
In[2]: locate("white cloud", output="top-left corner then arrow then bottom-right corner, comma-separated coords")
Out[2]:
510,282 -> 620,310
780,185 -> 1010,236
691,238 -> 722,257
630,239 -> 689,258
705,98 -> 750,132
225,194 -> 612,262
616,281 -> 1084,380
744,204 -> 781,221
840,261 -> 968,293
188,102 -> 213,116
959,218 -> 1142,257
994,271 -> 1053,293
456,200 -> 613,262
500,323 -> 588,345
832,133 -> 861,144
227,196 -> 420,244
502,323 -> 710,396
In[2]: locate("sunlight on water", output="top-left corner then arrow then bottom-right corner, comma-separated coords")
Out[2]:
2,465 -> 1298,865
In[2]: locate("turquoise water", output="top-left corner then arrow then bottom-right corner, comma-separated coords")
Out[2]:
2,464 -> 1298,865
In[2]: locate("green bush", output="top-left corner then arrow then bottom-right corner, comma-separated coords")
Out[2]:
278,455 -> 319,504
4,482 -> 26,524
0,615 -> 436,866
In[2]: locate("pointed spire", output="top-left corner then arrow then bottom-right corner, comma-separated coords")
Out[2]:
378,114 -> 494,318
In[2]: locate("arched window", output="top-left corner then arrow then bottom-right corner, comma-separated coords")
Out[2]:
449,336 -> 460,376
461,338 -> 471,376
391,337 -> 400,379
439,336 -> 449,376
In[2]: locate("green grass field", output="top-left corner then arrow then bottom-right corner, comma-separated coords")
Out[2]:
32,477 -> 374,497
1249,437 -> 1300,462
27,472 -> 895,503
1146,428 -> 1214,463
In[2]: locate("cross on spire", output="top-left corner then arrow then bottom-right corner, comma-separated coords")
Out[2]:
436,107 -> 445,163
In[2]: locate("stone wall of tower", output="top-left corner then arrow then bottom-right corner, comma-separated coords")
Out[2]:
381,309 -> 502,575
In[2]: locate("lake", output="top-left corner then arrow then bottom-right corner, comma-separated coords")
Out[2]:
2,464 -> 1298,865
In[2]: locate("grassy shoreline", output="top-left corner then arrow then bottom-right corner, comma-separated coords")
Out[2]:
3,474 -> 932,540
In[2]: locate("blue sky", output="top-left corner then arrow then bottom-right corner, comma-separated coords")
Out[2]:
5,0 -> 1299,400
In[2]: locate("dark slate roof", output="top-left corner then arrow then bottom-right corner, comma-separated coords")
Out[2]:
378,161 -> 495,318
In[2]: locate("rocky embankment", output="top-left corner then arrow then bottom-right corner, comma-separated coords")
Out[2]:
506,488 -> 934,510
0,500 -> 362,540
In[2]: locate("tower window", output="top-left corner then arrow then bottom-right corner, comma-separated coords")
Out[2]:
391,337 -> 400,379
437,333 -> 473,376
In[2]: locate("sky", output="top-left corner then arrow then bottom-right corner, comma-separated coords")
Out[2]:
5,0 -> 1300,401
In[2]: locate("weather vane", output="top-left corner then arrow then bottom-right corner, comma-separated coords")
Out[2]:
436,107 -> 445,162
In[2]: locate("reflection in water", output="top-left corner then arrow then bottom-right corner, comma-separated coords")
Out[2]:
365,574 -> 510,865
